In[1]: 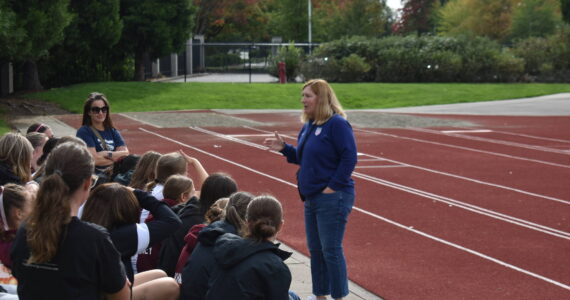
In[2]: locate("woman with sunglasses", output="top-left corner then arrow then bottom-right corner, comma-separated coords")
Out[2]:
76,92 -> 129,171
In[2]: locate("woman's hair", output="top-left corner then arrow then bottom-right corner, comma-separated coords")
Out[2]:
0,132 -> 33,183
205,197 -> 229,224
129,151 -> 162,190
26,143 -> 94,263
26,123 -> 51,135
36,137 -> 60,168
245,195 -> 283,242
224,191 -> 254,236
199,173 -> 238,215
81,92 -> 114,129
110,154 -> 140,182
146,152 -> 187,191
163,174 -> 193,202
0,184 -> 28,241
57,135 -> 87,147
82,183 -> 140,231
301,79 -> 346,125
25,132 -> 48,149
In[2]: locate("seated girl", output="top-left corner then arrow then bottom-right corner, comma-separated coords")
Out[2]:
81,183 -> 182,300
206,195 -> 300,300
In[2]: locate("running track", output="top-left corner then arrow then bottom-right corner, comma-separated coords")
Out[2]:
57,111 -> 570,299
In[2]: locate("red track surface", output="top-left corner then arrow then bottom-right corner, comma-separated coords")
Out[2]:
57,112 -> 570,299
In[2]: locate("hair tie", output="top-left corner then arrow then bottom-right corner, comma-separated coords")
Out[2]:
0,186 -> 9,231
35,124 -> 46,133
54,169 -> 63,177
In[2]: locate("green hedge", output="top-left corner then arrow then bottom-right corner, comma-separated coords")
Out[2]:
302,35 -> 527,83
511,26 -> 570,82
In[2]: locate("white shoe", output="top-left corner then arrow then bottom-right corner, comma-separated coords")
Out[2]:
306,296 -> 330,300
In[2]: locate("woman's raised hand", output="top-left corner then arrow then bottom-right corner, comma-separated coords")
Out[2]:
263,131 -> 286,151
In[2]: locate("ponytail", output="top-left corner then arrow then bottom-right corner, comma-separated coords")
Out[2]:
26,173 -> 71,263
26,143 -> 93,263
224,191 -> 254,236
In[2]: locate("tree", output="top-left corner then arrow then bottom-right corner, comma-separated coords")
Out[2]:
510,0 -> 562,41
40,0 -> 123,86
438,0 -> 518,42
0,0 -> 25,63
315,0 -> 392,40
393,0 -> 440,35
119,0 -> 195,81
192,0 -> 269,41
561,0 -> 570,24
267,0 -> 308,42
8,0 -> 72,90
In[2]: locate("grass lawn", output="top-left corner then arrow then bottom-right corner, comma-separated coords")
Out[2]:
21,81 -> 570,113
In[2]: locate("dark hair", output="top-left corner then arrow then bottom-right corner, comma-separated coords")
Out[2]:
245,195 -> 283,242
26,143 -> 94,263
111,154 -> 140,182
82,183 -> 140,231
199,173 -> 238,215
224,191 -> 254,236
26,123 -> 51,135
81,92 -> 114,129
36,137 -> 60,167
0,184 -> 28,241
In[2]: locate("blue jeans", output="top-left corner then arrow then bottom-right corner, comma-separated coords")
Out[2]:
304,191 -> 354,299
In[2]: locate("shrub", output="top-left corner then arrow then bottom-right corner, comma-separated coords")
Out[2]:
268,43 -> 303,82
304,35 -> 528,83
511,26 -> 570,82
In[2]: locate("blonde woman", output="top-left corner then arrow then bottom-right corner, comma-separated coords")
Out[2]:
264,79 -> 357,300
0,133 -> 33,186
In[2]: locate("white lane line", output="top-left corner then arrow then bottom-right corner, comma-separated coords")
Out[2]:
118,113 -> 162,128
192,126 -> 570,240
139,126 -> 570,292
441,129 -> 493,133
228,134 -> 274,137
245,125 -> 570,206
352,207 -> 570,292
355,165 -> 407,169
353,171 -> 570,239
455,126 -> 570,144
354,128 -> 570,169
411,127 -> 570,155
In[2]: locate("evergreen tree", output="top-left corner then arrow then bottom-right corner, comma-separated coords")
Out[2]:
8,0 -> 72,90
561,0 -> 570,24
40,0 -> 123,86
119,0 -> 195,81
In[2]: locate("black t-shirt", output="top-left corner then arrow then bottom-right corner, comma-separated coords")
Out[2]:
11,217 -> 127,300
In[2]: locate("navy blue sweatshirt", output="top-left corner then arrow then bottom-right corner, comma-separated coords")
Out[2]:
206,233 -> 292,300
281,114 -> 357,198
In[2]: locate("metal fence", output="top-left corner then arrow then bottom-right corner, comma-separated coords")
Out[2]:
145,41 -> 316,81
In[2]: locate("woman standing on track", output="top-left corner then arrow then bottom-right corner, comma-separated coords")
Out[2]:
264,79 -> 357,300
76,92 -> 129,177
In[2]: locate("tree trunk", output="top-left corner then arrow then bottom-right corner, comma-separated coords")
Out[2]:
23,60 -> 43,91
134,51 -> 148,81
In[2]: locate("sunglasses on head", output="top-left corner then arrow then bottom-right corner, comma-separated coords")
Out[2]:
90,106 -> 108,114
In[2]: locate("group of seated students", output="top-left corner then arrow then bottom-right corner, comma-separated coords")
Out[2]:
0,92 -> 301,300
